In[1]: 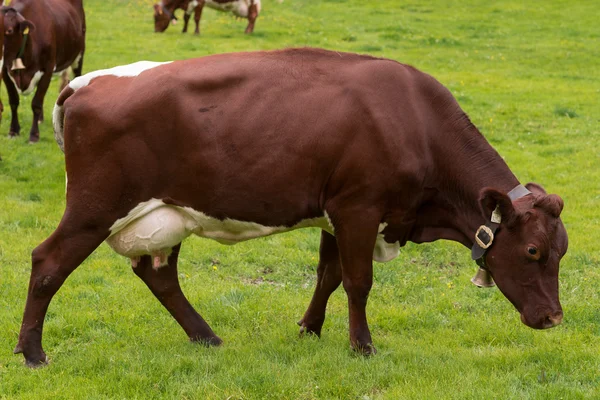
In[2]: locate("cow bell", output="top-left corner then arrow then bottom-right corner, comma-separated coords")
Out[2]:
471,268 -> 495,288
11,58 -> 25,71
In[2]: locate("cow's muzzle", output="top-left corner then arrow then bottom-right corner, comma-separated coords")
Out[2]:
520,311 -> 563,329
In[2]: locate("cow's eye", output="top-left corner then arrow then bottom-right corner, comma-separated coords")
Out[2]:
526,246 -> 541,261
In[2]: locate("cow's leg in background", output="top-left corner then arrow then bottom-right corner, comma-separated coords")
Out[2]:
182,12 -> 191,33
132,243 -> 222,345
333,208 -> 381,355
0,74 -> 4,123
14,216 -> 110,367
245,1 -> 258,34
29,72 -> 52,142
193,3 -> 203,35
298,231 -> 342,337
72,51 -> 85,78
59,70 -> 70,93
3,71 -> 20,137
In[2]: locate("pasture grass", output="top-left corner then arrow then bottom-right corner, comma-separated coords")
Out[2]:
1,0 -> 599,398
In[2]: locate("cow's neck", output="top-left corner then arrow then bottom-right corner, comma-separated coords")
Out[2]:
414,114 -> 519,248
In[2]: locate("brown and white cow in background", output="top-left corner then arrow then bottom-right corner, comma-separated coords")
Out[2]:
154,0 -> 260,35
1,0 -> 85,143
14,48 -> 568,367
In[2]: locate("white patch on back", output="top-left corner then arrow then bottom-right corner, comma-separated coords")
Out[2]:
68,61 -> 172,91
7,70 -> 44,96
54,61 -> 172,153
107,199 -> 400,266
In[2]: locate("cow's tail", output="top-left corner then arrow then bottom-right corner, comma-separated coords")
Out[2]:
52,86 -> 75,153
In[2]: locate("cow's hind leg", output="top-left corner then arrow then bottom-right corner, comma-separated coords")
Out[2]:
298,230 -> 341,337
132,243 -> 222,346
244,2 -> 258,34
332,208 -> 381,355
193,4 -> 203,35
15,217 -> 109,367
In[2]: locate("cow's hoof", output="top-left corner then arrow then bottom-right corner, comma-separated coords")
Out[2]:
351,342 -> 377,356
297,319 -> 322,337
15,347 -> 49,368
25,355 -> 49,368
29,135 -> 40,144
191,335 -> 223,347
8,131 -> 19,138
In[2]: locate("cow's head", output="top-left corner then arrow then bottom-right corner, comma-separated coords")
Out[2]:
153,3 -> 175,33
2,7 -> 35,70
478,183 -> 567,330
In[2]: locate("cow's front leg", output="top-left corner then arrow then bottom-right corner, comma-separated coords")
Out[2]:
333,209 -> 380,355
29,72 -> 52,143
132,243 -> 222,345
3,71 -> 20,137
193,3 -> 204,35
182,12 -> 191,33
15,218 -> 109,367
298,230 -> 341,337
244,2 -> 258,34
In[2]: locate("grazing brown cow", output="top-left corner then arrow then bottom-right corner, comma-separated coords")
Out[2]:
0,7 -> 4,154
15,48 -> 568,367
153,0 -> 260,34
1,0 -> 85,143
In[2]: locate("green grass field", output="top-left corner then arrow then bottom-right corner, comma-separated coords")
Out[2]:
1,0 -> 599,398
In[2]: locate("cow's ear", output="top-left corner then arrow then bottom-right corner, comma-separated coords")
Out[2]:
19,20 -> 34,34
479,187 -> 517,226
525,182 -> 546,195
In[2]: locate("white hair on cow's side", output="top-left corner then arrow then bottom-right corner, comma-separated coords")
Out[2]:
205,0 -> 261,17
52,103 -> 66,152
106,198 -> 399,266
186,0 -> 198,14
53,61 -> 172,153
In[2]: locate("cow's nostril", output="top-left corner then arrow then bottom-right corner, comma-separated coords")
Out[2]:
549,313 -> 563,326
544,313 -> 563,328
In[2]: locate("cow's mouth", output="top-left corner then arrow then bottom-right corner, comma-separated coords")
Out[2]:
520,312 -> 563,330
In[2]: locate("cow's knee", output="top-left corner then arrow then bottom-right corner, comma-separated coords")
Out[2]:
30,246 -> 61,297
342,277 -> 372,305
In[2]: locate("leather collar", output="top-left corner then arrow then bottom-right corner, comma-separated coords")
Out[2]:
471,184 -> 531,269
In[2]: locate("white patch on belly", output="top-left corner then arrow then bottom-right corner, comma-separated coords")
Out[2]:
373,222 -> 400,263
206,0 -> 260,17
68,61 -> 171,91
107,199 -> 400,267
107,199 -> 333,266
7,70 -> 44,96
